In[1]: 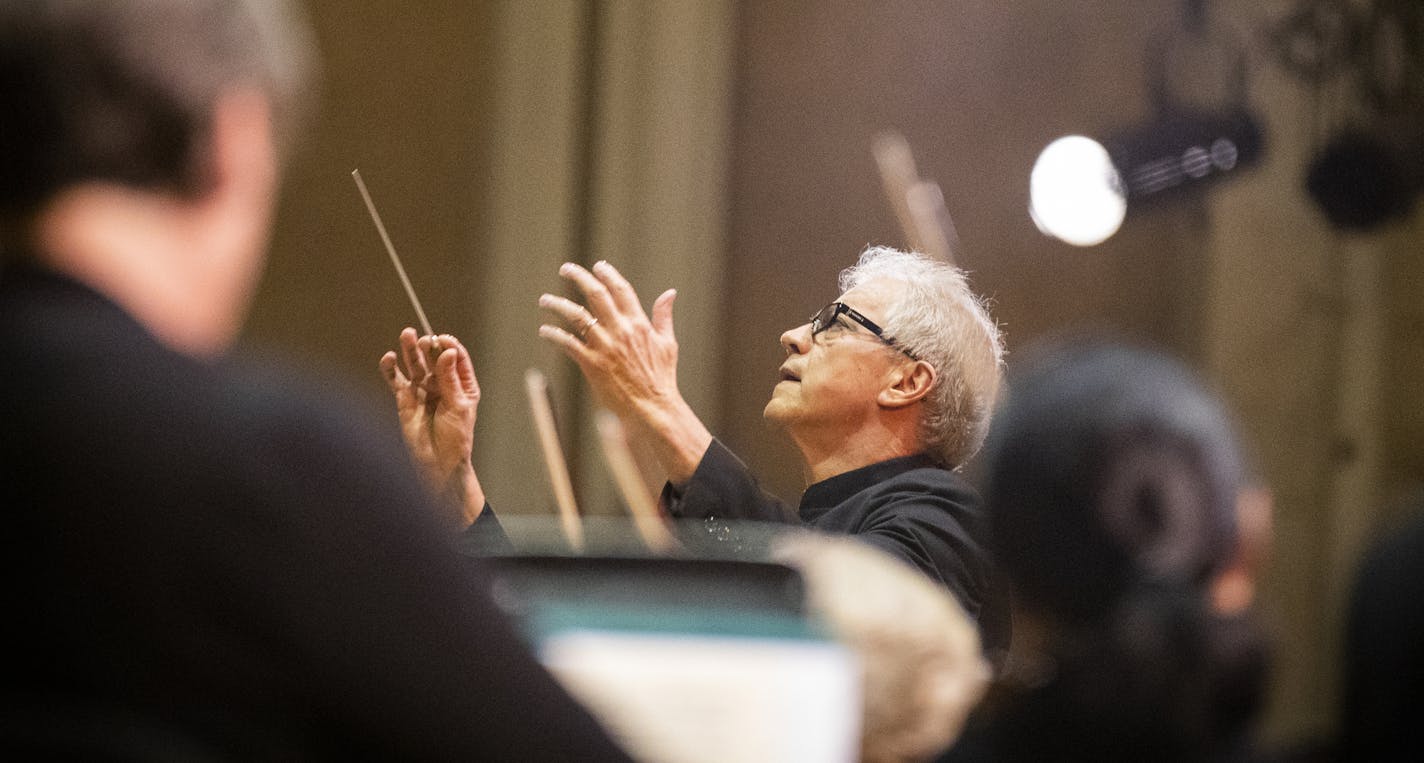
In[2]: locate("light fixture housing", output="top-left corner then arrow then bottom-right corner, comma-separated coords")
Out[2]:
1031,109 -> 1264,247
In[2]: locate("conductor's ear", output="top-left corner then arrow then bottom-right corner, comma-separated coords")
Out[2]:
879,359 -> 936,410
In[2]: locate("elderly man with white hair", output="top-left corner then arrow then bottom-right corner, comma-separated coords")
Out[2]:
537,246 -> 1011,655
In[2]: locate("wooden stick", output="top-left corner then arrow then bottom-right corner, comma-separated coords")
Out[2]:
906,179 -> 961,266
524,369 -> 585,552
594,410 -> 679,554
871,130 -> 928,254
871,132 -> 962,266
351,169 -> 435,337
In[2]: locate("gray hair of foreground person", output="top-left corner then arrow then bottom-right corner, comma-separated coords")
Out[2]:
0,0 -> 315,246
839,246 -> 1004,469
773,531 -> 990,763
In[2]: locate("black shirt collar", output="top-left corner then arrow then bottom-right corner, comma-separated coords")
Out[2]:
800,452 -> 940,513
1,259 -> 137,322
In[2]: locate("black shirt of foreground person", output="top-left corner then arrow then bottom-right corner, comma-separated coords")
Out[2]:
0,0 -> 631,756
0,266 -> 631,760
1342,503 -> 1424,759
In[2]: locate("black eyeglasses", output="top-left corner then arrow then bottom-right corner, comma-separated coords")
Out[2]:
808,302 -> 917,359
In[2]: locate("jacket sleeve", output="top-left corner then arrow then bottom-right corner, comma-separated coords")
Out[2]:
852,482 -> 992,622
459,502 -> 515,555
661,438 -> 799,524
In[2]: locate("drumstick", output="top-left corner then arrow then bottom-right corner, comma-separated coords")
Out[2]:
871,131 -> 961,266
872,130 -> 928,255
907,179 -> 961,266
524,369 -> 585,552
352,169 -> 434,337
594,410 -> 679,554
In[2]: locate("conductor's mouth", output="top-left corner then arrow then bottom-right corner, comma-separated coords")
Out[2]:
778,366 -> 801,383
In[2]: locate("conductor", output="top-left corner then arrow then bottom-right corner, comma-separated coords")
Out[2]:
385,246 -> 1011,656
541,248 -> 1011,655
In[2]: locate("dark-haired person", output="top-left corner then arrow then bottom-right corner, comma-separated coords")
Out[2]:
0,1 -> 630,758
940,340 -> 1273,762
1341,496 -> 1424,760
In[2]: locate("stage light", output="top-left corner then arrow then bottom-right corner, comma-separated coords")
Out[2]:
1029,136 -> 1127,247
1030,109 -> 1263,246
1290,0 -> 1424,233
1305,128 -> 1418,232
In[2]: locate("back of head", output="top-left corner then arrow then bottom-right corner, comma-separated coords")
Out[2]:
0,0 -> 315,251
977,339 -> 1265,759
986,340 -> 1244,621
839,246 -> 1004,469
773,531 -> 989,763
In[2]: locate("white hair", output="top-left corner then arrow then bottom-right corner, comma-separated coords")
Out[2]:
773,531 -> 990,762
839,245 -> 1004,468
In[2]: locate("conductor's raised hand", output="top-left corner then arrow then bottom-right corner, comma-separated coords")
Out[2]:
379,328 -> 480,485
538,261 -> 712,483
538,261 -> 682,424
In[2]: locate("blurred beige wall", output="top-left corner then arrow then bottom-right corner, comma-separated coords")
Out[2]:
248,0 -> 498,408
250,1 -> 734,523
245,0 -> 1424,750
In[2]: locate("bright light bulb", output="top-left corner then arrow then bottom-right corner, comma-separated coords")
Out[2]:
1029,135 -> 1128,247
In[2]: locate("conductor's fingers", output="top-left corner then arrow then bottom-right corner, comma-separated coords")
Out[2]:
398,327 -> 428,384
590,260 -> 647,320
651,288 -> 677,337
558,262 -> 619,321
433,347 -> 461,401
436,334 -> 480,399
538,324 -> 595,366
538,293 -> 598,331
413,334 -> 439,386
379,351 -> 409,393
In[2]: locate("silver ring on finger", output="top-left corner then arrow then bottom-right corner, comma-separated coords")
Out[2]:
579,316 -> 599,340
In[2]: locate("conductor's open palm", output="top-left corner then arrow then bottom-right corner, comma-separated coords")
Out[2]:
379,328 -> 479,483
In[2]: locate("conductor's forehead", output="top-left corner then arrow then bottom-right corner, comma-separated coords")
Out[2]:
836,279 -> 898,322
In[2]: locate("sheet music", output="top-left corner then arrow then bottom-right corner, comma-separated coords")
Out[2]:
541,629 -> 860,763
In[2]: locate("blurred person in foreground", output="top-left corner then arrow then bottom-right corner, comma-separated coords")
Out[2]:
774,531 -> 990,763
0,1 -> 631,758
940,340 -> 1273,762
1341,494 -> 1424,760
383,247 -> 1013,657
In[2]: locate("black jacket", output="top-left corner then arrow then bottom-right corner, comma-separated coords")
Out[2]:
664,439 -> 1011,657
0,264 -> 630,760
